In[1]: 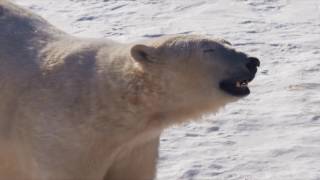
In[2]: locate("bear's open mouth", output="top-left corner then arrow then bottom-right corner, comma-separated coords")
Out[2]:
219,79 -> 251,97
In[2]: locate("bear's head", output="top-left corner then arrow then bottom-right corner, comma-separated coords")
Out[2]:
130,35 -> 259,121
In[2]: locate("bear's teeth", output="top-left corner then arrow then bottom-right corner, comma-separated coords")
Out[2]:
236,81 -> 248,88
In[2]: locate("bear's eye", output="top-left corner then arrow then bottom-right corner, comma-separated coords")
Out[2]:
203,49 -> 215,53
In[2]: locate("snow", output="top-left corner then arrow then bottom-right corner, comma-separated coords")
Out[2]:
13,0 -> 320,179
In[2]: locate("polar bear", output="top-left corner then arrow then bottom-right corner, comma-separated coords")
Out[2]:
0,1 -> 259,180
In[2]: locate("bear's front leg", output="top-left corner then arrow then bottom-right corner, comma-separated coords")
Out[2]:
14,127 -> 117,180
104,136 -> 160,180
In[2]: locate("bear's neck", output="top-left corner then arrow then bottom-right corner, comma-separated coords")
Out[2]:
109,57 -> 208,130
95,48 -> 217,139
123,67 -> 222,131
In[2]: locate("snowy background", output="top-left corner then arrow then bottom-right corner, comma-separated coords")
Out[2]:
14,0 -> 320,179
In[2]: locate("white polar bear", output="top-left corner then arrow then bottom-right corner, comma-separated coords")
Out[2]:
0,1 -> 259,180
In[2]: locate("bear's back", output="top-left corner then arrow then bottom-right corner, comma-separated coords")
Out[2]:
0,0 -> 65,64
0,0 -> 67,92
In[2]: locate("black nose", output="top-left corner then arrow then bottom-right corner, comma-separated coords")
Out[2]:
246,57 -> 260,74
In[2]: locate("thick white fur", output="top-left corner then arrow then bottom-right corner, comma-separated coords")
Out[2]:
0,1 -> 252,180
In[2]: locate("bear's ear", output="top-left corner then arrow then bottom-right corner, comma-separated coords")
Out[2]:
130,44 -> 157,64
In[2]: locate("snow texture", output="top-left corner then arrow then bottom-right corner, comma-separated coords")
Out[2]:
14,0 -> 320,179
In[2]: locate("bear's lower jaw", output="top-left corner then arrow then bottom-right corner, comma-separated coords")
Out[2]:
219,79 -> 250,97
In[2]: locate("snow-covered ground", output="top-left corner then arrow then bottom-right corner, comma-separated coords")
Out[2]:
14,0 -> 320,179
